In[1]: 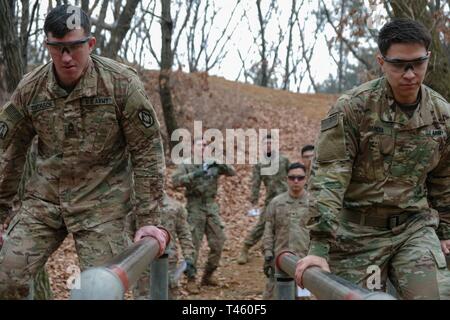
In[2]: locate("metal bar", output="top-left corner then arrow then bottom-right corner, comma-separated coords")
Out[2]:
150,253 -> 168,300
70,237 -> 163,300
276,251 -> 396,300
275,268 -> 295,300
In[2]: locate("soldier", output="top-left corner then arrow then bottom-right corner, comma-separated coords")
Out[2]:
300,144 -> 314,179
0,5 -> 168,299
134,193 -> 195,299
237,134 -> 290,265
295,18 -> 450,299
172,138 -> 236,290
262,162 -> 310,299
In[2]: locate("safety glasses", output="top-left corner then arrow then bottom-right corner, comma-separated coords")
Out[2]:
288,175 -> 306,182
45,36 -> 91,55
381,53 -> 430,74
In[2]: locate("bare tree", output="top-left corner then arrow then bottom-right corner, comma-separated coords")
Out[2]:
159,0 -> 194,150
183,0 -> 241,73
282,0 -> 304,90
0,0 -> 24,92
104,0 -> 141,59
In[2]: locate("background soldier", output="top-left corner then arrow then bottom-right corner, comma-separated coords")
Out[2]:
172,138 -> 236,289
295,18 -> 450,299
237,134 -> 290,265
134,193 -> 195,299
262,162 -> 310,299
0,5 -> 167,299
300,144 -> 314,179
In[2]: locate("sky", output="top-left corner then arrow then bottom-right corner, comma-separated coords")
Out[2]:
32,0 -> 388,92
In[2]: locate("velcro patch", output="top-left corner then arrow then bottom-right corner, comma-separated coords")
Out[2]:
426,129 -> 444,137
321,113 -> 339,132
138,110 -> 154,128
81,97 -> 113,106
28,100 -> 55,113
5,104 -> 24,122
0,122 -> 8,139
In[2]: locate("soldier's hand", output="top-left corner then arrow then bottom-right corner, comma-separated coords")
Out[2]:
441,240 -> 450,255
134,226 -> 170,256
263,255 -> 274,278
184,258 -> 197,278
295,255 -> 330,289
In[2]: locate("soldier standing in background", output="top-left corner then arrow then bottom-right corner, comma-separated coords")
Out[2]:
295,18 -> 450,299
300,144 -> 314,179
237,134 -> 290,265
0,5 -> 168,299
262,162 -> 310,299
172,138 -> 236,290
134,193 -> 195,299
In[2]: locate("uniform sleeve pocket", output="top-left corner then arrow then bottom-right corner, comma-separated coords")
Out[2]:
429,247 -> 448,269
316,112 -> 347,163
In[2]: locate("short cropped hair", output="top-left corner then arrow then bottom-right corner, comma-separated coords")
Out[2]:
377,18 -> 431,56
44,5 -> 91,38
288,162 -> 306,173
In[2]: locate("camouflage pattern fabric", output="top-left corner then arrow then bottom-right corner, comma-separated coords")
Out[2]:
0,54 -> 165,299
307,77 -> 450,299
134,194 -> 194,299
172,159 -> 236,273
262,191 -> 310,299
243,153 -> 290,248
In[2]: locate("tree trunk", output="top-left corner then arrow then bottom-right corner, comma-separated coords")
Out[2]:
388,0 -> 450,100
0,0 -> 24,92
104,0 -> 140,59
20,0 -> 29,71
159,0 -> 178,151
256,0 -> 268,87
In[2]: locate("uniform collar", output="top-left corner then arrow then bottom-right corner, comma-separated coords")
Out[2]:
47,57 -> 98,102
286,191 -> 307,204
379,78 -> 433,130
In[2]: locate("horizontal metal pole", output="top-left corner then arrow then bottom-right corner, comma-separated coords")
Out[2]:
276,251 -> 396,300
71,237 -> 163,300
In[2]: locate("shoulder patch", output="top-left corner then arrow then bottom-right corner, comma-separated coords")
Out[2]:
0,122 -> 8,139
5,104 -> 24,122
138,109 -> 155,128
321,113 -> 339,132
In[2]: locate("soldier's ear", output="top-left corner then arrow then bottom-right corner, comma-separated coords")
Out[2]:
88,36 -> 96,52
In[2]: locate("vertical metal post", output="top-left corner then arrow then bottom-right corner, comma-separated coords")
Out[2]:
150,252 -> 168,300
275,266 -> 295,300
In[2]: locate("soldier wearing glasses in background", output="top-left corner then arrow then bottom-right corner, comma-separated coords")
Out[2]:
295,18 -> 450,299
262,162 -> 310,299
0,5 -> 168,299
300,144 -> 314,182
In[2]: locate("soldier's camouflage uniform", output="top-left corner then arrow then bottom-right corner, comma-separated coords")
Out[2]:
262,191 -> 310,299
243,153 -> 290,248
134,194 -> 194,299
307,77 -> 450,299
15,139 -> 53,300
172,159 -> 235,275
0,54 -> 165,299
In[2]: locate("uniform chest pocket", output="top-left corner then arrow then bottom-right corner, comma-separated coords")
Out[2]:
29,103 -> 60,147
390,132 -> 440,183
82,105 -> 119,154
353,132 -> 395,182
